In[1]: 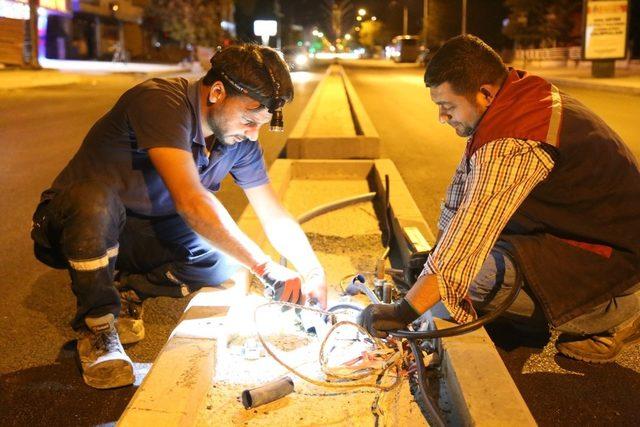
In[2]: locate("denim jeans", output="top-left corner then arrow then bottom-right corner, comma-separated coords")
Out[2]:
31,181 -> 240,329
467,244 -> 640,335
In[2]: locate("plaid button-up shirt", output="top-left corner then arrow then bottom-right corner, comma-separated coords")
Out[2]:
422,138 -> 555,323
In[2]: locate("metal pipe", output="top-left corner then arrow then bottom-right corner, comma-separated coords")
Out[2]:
241,376 -> 295,409
345,274 -> 382,304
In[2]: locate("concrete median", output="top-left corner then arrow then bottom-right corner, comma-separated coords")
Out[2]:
285,65 -> 381,159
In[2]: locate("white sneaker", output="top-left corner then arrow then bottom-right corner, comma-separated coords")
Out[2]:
77,313 -> 134,389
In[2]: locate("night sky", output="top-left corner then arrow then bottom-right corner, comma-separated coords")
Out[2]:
236,0 -> 640,56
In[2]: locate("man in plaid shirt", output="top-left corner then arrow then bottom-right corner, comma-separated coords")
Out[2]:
360,35 -> 640,364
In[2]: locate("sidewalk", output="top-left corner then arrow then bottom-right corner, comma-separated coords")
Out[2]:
0,58 -> 195,90
517,62 -> 640,95
340,58 -> 640,95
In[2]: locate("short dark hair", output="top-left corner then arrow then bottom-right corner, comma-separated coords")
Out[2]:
203,44 -> 294,108
424,35 -> 508,96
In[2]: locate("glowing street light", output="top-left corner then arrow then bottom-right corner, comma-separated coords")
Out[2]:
344,33 -> 352,40
371,16 -> 377,21
356,16 -> 362,21
317,31 -> 324,38
358,8 -> 366,16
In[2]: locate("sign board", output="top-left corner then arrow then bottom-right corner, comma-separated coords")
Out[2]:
582,0 -> 629,60
0,0 -> 29,19
253,20 -> 277,37
40,0 -> 69,13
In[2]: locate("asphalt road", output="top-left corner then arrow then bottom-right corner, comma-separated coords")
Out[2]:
2,62 -> 640,426
0,69 -> 321,426
342,61 -> 640,426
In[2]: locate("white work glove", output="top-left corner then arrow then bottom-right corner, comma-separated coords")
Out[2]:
302,267 -> 328,309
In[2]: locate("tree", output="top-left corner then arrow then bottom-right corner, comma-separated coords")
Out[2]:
359,20 -> 392,49
27,0 -> 40,68
146,0 -> 227,48
540,0 -> 582,47
502,0 -> 548,48
503,0 -> 581,48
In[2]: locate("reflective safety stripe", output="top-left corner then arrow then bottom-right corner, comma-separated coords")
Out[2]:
546,84 -> 563,147
68,245 -> 119,272
166,271 -> 190,296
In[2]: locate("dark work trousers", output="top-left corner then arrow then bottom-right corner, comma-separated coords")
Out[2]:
31,181 -> 240,330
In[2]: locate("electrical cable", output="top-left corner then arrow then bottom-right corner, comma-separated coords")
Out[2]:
297,192 -> 377,225
409,339 -> 446,427
280,191 -> 378,266
254,301 -> 403,391
260,181 -> 523,420
390,248 -> 522,339
393,247 -> 523,425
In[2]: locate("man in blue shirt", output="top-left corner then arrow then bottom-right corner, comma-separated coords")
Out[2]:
31,44 -> 327,389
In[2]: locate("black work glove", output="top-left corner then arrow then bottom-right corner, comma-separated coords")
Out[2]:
359,298 -> 421,338
252,260 -> 303,305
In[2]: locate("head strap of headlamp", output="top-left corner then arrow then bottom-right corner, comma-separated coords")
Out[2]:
214,64 -> 285,115
210,47 -> 286,131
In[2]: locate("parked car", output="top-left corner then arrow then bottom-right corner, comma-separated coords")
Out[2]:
389,35 -> 422,63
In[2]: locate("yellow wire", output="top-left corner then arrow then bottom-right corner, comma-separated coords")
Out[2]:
253,301 -> 404,392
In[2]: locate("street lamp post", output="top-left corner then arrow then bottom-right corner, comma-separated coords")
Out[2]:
461,0 -> 467,35
403,4 -> 408,35
423,0 -> 428,46
28,0 -> 40,68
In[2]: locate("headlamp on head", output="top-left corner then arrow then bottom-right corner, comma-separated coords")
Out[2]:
212,51 -> 287,132
265,97 -> 285,132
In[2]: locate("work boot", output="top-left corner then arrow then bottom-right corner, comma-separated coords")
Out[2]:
556,315 -> 640,363
77,313 -> 134,389
117,289 -> 145,345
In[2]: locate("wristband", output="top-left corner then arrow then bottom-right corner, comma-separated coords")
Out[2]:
250,258 -> 271,276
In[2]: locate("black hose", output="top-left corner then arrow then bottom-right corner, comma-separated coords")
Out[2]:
399,248 -> 522,425
297,192 -> 377,225
328,303 -> 364,313
280,192 -> 377,267
409,339 -> 446,427
384,174 -> 392,249
391,248 -> 523,342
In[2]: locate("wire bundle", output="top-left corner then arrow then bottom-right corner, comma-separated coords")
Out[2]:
254,301 -> 404,391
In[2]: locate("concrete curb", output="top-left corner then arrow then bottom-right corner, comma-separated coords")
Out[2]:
117,161 -> 292,427
118,158 -> 533,426
286,64 -> 381,159
0,64 -> 191,91
117,158 -> 431,426
434,318 -> 536,426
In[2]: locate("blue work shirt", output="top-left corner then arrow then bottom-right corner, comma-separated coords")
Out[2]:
43,77 -> 269,216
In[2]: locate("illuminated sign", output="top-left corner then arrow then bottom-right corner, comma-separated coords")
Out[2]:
0,0 -> 29,19
253,20 -> 277,37
583,0 -> 629,60
40,0 -> 68,13
0,0 -> 68,15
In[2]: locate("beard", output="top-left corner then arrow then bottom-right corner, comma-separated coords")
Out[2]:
206,114 -> 243,145
454,123 -> 476,137
451,101 -> 485,137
